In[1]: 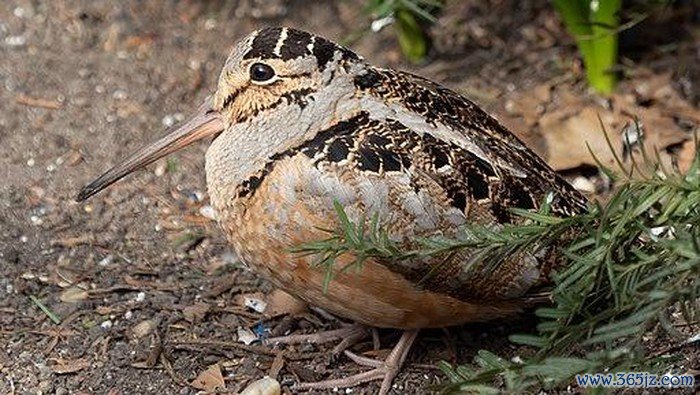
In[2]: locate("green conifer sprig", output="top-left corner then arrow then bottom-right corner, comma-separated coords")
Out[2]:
294,135 -> 699,392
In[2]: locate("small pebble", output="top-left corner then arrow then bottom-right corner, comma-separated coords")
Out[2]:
131,319 -> 156,338
124,310 -> 133,320
112,89 -> 127,100
161,113 -> 184,128
239,376 -> 280,395
5,35 -> 27,47
204,19 -> 217,31
100,320 -> 113,329
199,205 -> 218,221
154,162 -> 166,177
371,16 -> 393,32
98,255 -> 113,267
135,292 -> 146,302
26,158 -> 35,167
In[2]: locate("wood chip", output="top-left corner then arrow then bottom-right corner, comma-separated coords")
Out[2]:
202,274 -> 238,298
268,352 -> 285,379
59,287 -> 89,303
131,319 -> 157,339
48,357 -> 90,374
15,94 -> 62,109
182,302 -> 210,323
237,327 -> 258,345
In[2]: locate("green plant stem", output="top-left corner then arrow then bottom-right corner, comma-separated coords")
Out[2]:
553,0 -> 622,94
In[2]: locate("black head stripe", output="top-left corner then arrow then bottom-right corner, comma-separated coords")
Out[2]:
279,29 -> 313,60
243,27 -> 359,71
244,27 -> 284,60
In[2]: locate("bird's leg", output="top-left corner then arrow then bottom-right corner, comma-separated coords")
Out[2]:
294,329 -> 419,395
265,324 -> 371,354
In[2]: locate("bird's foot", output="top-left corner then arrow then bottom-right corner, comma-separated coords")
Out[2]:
294,329 -> 419,395
265,324 -> 372,354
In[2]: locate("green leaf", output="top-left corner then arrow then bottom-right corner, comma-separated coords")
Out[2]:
509,334 -> 548,348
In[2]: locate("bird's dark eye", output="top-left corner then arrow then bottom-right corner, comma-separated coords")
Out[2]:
250,63 -> 276,82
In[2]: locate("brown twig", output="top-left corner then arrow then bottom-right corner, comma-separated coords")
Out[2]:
15,94 -> 62,109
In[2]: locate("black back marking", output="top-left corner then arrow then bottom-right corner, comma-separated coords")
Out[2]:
356,147 -> 381,172
354,69 -> 381,89
509,182 -> 536,210
422,133 -> 451,169
377,149 -> 403,172
451,190 -> 467,212
357,67 -> 588,216
465,168 -> 490,200
327,137 -> 351,162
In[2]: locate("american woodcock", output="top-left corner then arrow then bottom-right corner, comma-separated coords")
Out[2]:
77,27 -> 588,394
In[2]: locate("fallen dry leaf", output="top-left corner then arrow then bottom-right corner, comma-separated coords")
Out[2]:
190,363 -> 225,392
48,357 -> 90,374
59,286 -> 89,303
503,70 -> 697,173
540,101 -> 689,171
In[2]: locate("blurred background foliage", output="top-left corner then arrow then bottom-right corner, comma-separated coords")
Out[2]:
368,0 -> 679,94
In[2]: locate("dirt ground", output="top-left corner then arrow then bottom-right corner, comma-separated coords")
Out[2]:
1,1 -> 698,394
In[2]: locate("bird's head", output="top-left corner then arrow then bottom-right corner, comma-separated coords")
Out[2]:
76,27 -> 367,201
213,27 -> 364,125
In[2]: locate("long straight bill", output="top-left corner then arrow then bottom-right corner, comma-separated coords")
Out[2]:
76,100 -> 223,201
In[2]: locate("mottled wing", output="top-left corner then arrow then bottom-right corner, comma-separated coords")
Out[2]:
294,109 -> 564,301
353,68 -> 588,218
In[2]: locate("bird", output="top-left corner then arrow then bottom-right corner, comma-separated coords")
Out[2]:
77,27 -> 588,394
